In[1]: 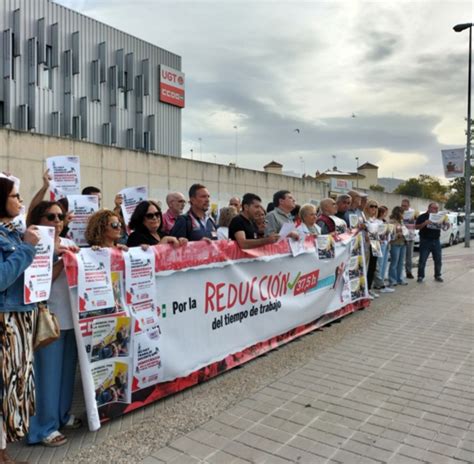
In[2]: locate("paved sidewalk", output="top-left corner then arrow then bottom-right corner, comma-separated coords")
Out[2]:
142,247 -> 474,464
9,245 -> 474,463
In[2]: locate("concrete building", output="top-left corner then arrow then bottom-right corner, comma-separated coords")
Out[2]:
0,0 -> 183,155
357,162 -> 379,189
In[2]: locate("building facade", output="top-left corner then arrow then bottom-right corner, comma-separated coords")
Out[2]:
0,0 -> 183,155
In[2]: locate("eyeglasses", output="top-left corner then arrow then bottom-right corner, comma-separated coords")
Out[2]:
9,193 -> 21,200
144,212 -> 161,220
109,222 -> 121,229
176,200 -> 186,204
43,213 -> 65,221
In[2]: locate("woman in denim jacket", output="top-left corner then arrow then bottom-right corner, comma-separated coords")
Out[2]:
0,178 -> 41,464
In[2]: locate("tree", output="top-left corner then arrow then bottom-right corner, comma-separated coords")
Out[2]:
369,184 -> 385,192
394,175 -> 448,202
444,177 -> 474,211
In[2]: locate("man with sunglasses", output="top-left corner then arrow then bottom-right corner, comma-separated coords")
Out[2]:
162,192 -> 186,235
170,184 -> 217,242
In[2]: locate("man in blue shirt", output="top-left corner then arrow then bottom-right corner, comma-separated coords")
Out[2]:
170,184 -> 217,242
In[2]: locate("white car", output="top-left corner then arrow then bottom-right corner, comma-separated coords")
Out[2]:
413,212 -> 461,248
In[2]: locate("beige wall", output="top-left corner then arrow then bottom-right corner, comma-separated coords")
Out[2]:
357,168 -> 378,190
0,128 -> 429,212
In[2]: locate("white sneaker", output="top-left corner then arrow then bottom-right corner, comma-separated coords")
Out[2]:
369,290 -> 380,298
379,287 -> 395,293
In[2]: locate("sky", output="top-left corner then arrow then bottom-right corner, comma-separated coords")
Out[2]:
56,0 -> 473,181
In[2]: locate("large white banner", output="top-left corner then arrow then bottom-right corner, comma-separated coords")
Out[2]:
64,233 -> 368,431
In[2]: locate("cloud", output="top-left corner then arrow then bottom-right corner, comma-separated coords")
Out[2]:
54,0 -> 473,180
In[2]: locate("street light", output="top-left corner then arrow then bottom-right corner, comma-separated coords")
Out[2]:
453,22 -> 472,247
355,156 -> 359,188
233,125 -> 238,166
198,137 -> 203,161
190,148 -> 194,160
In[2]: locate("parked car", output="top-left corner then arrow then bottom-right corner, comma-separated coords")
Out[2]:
414,212 -> 461,248
470,214 -> 474,237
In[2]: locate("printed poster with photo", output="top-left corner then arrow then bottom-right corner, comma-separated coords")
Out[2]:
46,156 -> 81,200
317,235 -> 335,260
124,247 -> 159,330
24,226 -> 55,304
92,359 -> 131,407
119,186 -> 148,226
441,148 -> 464,179
67,195 -> 99,246
90,316 -> 131,363
77,248 -> 115,315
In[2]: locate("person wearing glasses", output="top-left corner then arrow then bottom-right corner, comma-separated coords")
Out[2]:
161,192 -> 187,235
85,210 -> 126,249
0,178 -> 41,461
26,202 -> 81,448
126,201 -> 187,248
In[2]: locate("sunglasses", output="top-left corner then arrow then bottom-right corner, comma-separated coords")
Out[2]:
9,193 -> 21,199
109,222 -> 121,229
145,212 -> 161,220
43,213 -> 65,221
369,205 -> 378,208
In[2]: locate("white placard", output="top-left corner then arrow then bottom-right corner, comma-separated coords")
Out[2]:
46,156 -> 81,200
119,186 -> 148,226
133,326 -> 163,390
24,226 -> 55,304
124,247 -> 158,330
67,195 -> 99,246
77,248 -> 115,314
277,222 -> 297,241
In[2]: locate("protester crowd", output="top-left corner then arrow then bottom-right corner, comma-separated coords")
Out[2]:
0,168 -> 448,462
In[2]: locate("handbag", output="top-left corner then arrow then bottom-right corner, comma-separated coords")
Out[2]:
34,302 -> 60,351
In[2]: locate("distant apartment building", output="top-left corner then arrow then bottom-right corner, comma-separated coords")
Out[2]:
0,0 -> 184,155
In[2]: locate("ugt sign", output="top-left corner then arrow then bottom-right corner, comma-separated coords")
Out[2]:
159,65 -> 185,108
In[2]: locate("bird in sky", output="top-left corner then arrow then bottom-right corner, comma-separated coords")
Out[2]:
351,113 -> 357,118
294,128 -> 300,133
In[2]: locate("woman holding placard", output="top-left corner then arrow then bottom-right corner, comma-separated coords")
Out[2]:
388,206 -> 408,287
126,201 -> 187,248
26,201 -> 81,447
363,200 -> 382,298
0,178 -> 40,462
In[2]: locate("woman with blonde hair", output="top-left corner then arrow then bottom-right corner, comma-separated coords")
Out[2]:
85,209 -> 124,248
216,206 -> 238,240
297,204 -> 321,236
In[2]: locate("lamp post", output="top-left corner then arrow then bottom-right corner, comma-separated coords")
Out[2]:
198,137 -> 203,161
453,22 -> 472,247
355,156 -> 360,189
190,148 -> 194,160
233,125 -> 238,166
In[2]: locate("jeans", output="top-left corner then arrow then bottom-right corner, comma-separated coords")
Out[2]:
405,240 -> 414,274
417,238 -> 442,279
389,244 -> 406,285
27,330 -> 78,444
374,242 -> 389,287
